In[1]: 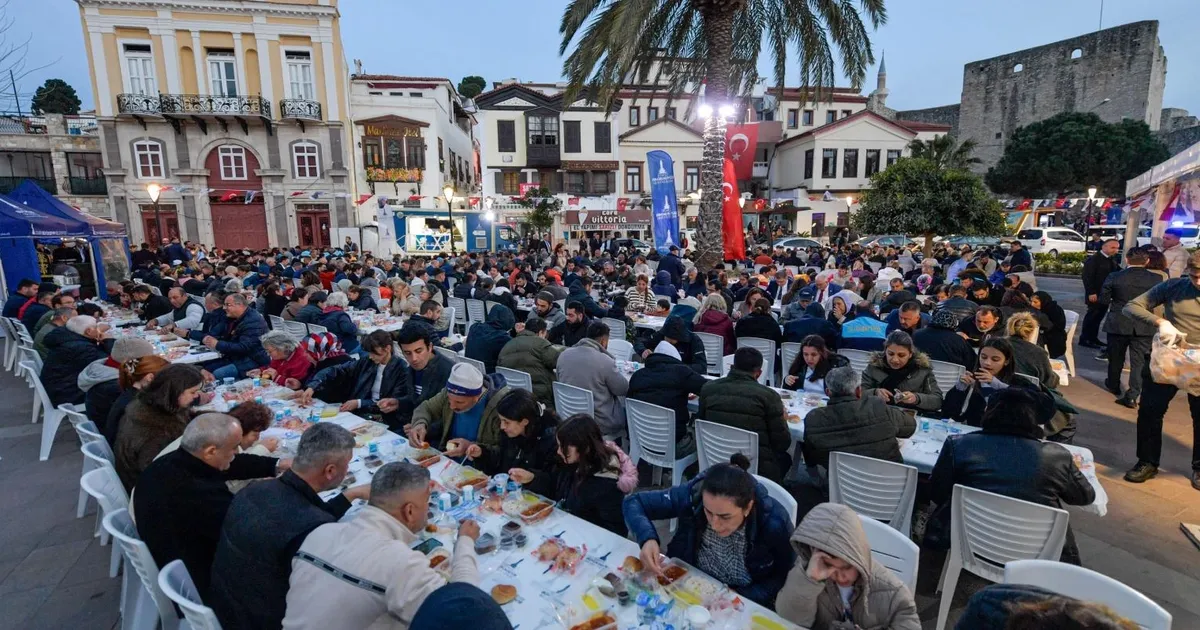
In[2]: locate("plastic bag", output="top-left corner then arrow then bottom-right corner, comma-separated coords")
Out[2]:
1149,334 -> 1200,396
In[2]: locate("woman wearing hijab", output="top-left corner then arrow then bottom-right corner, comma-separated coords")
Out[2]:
1031,291 -> 1068,358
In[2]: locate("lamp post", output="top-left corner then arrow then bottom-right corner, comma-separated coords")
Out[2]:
442,184 -> 457,256
1086,186 -> 1098,229
146,183 -> 164,243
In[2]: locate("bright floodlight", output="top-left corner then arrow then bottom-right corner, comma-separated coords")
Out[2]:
1087,186 -> 1097,201
146,183 -> 162,203
718,104 -> 735,118
484,210 -> 495,222
698,104 -> 713,119
443,185 -> 454,203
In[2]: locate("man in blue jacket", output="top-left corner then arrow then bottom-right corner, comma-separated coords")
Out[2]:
3,278 -> 37,318
656,245 -> 687,287
202,293 -> 269,380
566,277 -> 606,318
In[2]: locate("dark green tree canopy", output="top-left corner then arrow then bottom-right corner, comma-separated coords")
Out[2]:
457,76 -> 486,99
854,158 -> 1006,255
31,78 -> 82,115
985,112 -> 1170,198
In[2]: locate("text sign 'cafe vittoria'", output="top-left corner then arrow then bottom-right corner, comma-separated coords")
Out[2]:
564,209 -> 652,231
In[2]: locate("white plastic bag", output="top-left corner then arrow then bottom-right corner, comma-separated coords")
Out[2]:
1150,334 -> 1200,396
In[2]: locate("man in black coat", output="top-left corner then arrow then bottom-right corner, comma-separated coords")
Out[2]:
133,414 -> 279,599
628,340 -> 708,450
549,301 -> 592,348
934,285 -> 979,323
130,284 -> 172,323
40,316 -> 112,406
1007,240 -> 1033,270
634,315 -> 708,374
300,330 -> 408,429
209,423 -> 367,630
1101,248 -> 1163,408
395,322 -> 454,423
1080,239 -> 1121,348
914,309 -> 977,371
657,245 -> 687,287
2,278 -> 37,318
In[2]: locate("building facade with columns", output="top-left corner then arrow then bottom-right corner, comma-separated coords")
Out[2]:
76,0 -> 354,250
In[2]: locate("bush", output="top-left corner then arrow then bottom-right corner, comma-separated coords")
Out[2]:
1034,252 -> 1087,265
1034,259 -> 1083,275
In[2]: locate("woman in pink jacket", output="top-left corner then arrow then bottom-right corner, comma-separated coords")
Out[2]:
693,294 -> 736,356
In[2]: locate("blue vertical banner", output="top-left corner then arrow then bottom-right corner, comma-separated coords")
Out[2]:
646,150 -> 680,254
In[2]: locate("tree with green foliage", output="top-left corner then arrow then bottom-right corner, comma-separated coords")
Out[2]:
854,158 -> 1006,257
31,78 -> 81,115
985,112 -> 1170,198
558,0 -> 884,270
457,76 -> 487,99
516,186 -> 558,239
907,134 -> 980,171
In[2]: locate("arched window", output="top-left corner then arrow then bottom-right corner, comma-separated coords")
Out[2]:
133,140 -> 165,179
293,142 -> 320,179
1012,63 -> 1024,73
1071,48 -> 1083,60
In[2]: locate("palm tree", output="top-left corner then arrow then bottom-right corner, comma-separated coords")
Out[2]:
906,135 -> 980,171
559,0 -> 885,269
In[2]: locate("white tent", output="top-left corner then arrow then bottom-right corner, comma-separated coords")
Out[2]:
1125,139 -> 1200,250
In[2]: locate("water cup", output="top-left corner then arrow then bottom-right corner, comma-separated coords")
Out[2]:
492,473 -> 509,495
251,377 -> 261,388
223,377 -> 234,387
462,483 -> 476,503
368,442 -> 378,456
437,492 -> 453,511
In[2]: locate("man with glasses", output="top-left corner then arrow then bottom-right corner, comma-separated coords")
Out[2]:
202,292 -> 269,381
1123,250 -> 1200,490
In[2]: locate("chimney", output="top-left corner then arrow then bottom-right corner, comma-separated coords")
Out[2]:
353,59 -> 363,75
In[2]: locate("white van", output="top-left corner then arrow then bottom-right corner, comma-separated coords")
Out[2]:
1087,224 -> 1200,248
1016,227 -> 1087,256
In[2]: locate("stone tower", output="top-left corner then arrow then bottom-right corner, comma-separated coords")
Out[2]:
867,53 -> 890,114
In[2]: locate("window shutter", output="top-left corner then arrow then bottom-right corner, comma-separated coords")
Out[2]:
594,122 -> 611,153
606,171 -> 615,193
497,120 -> 515,152
494,172 -> 503,193
564,121 -> 581,153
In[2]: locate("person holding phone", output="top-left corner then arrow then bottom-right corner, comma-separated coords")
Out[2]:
941,337 -> 1046,426
860,331 -> 943,413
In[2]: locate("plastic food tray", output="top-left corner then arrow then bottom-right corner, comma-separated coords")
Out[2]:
407,448 -> 443,468
502,490 -> 555,524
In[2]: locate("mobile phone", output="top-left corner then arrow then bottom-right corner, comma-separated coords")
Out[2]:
412,537 -> 443,554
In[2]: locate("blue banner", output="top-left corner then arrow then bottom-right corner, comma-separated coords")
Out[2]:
646,150 -> 680,254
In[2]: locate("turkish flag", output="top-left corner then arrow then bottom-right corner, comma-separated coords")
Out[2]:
1016,199 -> 1032,211
725,123 -> 758,180
754,198 -> 767,211
722,159 -> 746,260
218,191 -> 238,202
617,198 -> 628,211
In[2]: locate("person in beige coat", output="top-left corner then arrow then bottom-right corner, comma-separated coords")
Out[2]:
282,462 -> 481,629
776,503 -> 920,630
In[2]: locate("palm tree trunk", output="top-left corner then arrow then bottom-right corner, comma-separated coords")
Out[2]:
694,6 -> 736,271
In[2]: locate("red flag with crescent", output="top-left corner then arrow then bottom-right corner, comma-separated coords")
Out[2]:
724,123 -> 758,180
722,159 -> 746,260
617,198 -> 628,211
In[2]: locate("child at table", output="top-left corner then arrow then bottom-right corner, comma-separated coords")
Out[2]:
548,414 -> 636,536
464,389 -> 559,497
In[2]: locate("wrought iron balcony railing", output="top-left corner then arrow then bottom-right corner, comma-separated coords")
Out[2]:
280,99 -> 322,121
69,176 -> 107,195
117,93 -> 163,115
160,94 -> 270,117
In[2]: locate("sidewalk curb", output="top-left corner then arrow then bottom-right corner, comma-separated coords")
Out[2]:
1034,273 -> 1081,279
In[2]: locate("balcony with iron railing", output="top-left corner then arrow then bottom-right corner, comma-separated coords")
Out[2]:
117,93 -> 272,118
69,176 -> 107,196
280,99 -> 322,121
0,176 -> 55,195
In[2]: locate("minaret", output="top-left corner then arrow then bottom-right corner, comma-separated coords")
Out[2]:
867,51 -> 889,114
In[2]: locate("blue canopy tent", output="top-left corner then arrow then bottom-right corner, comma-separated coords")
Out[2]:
0,194 -> 81,297
7,180 -> 131,297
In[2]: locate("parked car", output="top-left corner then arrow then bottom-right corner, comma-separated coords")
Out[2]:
615,238 -> 654,255
943,235 -> 1005,248
1016,227 -> 1087,256
856,234 -> 915,248
773,236 -> 823,250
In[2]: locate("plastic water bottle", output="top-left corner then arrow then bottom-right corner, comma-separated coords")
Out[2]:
274,411 -> 284,425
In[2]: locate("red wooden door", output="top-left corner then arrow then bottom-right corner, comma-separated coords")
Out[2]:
297,211 -> 331,249
210,203 -> 269,250
142,211 -> 179,243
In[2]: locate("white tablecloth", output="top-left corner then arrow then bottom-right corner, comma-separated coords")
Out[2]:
349,311 -> 407,334
630,314 -> 667,330
109,327 -> 221,364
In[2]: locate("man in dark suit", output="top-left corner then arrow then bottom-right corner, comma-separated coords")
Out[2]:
1080,239 -> 1122,349
1102,248 -> 1163,408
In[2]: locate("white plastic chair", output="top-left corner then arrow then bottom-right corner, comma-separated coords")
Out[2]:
434,346 -> 460,364
159,559 -> 223,630
448,297 -> 468,334
694,419 -> 759,475
282,319 -> 308,339
466,299 -> 486,326
608,338 -> 633,362
25,361 -> 75,461
80,463 -> 129,578
737,337 -> 776,386
65,410 -> 105,513
836,348 -> 873,375
627,399 -> 698,526
859,514 -> 920,593
1003,559 -> 1172,630
602,317 -> 627,341
753,473 -> 798,526
929,359 -> 966,395
935,485 -> 1070,630
1,316 -> 18,371
460,355 -> 487,375
496,367 -> 533,393
21,345 -> 43,378
1016,372 -> 1041,388
694,332 -> 725,375
828,452 -> 919,536
306,323 -> 328,334
553,381 -> 595,419
1063,309 -> 1079,376
268,314 -> 285,330
104,509 -> 182,630
780,342 -> 803,376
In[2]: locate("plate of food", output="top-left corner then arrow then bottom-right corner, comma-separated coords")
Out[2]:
407,448 -> 442,468
276,417 -> 313,431
502,491 -> 555,524
426,547 -> 452,578
446,468 -> 489,493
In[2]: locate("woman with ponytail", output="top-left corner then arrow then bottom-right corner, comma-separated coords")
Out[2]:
622,453 -> 797,607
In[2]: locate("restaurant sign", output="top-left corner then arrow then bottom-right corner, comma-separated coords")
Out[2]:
565,209 -> 651,229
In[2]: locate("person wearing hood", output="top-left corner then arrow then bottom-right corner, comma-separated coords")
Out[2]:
556,321 -> 628,437
407,362 -> 514,456
566,276 -> 606,318
925,388 -> 1094,565
527,291 -> 567,330
464,389 -> 560,497
1031,290 -> 1069,359
914,309 -> 977,371
861,331 -> 943,414
317,292 -> 361,355
776,503 -> 920,629
784,302 -> 840,350
636,314 -> 709,374
693,294 -> 736,356
624,454 -> 796,607
825,289 -> 860,326
299,331 -> 408,429
481,277 -> 518,315
548,301 -> 592,348
464,304 -> 514,374
650,270 -> 678,303
628,340 -> 709,452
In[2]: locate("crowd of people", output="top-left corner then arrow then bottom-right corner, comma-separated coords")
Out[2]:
6,230 -> 1167,630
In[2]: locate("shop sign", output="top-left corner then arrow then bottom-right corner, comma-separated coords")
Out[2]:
565,209 -> 651,227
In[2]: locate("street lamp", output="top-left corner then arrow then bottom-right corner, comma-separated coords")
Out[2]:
718,104 -> 736,119
146,183 -> 164,243
698,104 -> 713,119
442,184 -> 457,256
483,196 -> 495,222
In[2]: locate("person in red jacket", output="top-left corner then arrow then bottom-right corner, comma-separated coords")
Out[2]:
249,330 -> 315,388
693,293 -> 735,356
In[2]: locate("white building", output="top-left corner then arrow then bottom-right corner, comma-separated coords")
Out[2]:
348,74 -> 478,222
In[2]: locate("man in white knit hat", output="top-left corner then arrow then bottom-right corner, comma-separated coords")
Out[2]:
405,362 -> 512,458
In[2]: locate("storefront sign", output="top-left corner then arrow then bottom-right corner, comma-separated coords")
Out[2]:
363,124 -> 421,138
561,160 -> 619,171
564,209 -> 651,229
